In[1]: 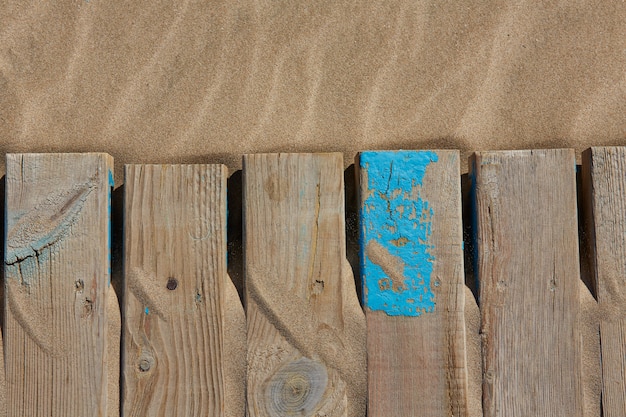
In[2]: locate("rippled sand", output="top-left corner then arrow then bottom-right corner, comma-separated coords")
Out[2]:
0,0 -> 624,181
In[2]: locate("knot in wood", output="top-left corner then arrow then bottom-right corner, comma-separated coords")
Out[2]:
138,355 -> 155,373
265,357 -> 328,415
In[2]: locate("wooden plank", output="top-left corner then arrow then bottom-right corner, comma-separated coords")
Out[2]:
471,149 -> 583,417
357,150 -> 468,416
4,153 -> 113,416
582,147 -> 626,417
123,164 -> 244,416
243,153 -> 366,417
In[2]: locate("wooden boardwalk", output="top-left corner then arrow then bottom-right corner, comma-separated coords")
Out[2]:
0,149 -> 623,416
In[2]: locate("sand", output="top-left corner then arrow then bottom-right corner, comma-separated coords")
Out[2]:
0,0 -> 624,183
0,0 -> 622,415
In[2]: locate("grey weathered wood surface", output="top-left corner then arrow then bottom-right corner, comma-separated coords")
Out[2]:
243,153 -> 366,417
471,149 -> 583,417
4,153 -> 113,416
358,150 -> 468,417
582,147 -> 626,417
123,164 -> 244,416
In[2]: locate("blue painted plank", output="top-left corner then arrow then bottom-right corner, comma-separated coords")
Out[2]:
358,150 -> 439,316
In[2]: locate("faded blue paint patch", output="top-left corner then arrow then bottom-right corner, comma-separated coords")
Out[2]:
359,151 -> 438,316
6,181 -> 94,265
145,307 -> 150,315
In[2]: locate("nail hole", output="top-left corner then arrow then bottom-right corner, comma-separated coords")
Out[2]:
83,298 -> 94,318
313,280 -> 325,295
75,279 -> 84,292
166,278 -> 178,290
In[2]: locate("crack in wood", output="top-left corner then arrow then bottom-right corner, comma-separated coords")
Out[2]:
6,179 -> 96,266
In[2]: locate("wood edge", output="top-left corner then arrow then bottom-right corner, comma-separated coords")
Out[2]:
218,162 -> 229,399
580,148 -> 599,297
467,151 -> 490,417
580,149 -> 602,417
354,153 -> 366,311
242,153 -> 344,175
5,152 -> 114,157
428,152 -> 470,416
0,325 -> 5,417
122,163 -> 228,168
103,153 -> 114,168
106,286 -> 121,417
5,152 -> 115,162
104,152 -> 118,417
243,151 -> 344,158
468,152 -> 480,173
356,149 -> 458,153
223,274 -> 246,417
470,148 -> 576,156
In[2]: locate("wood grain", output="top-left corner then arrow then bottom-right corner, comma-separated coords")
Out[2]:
244,153 -> 366,417
4,153 -> 113,416
471,149 -> 583,417
107,286 -> 121,417
358,150 -> 468,417
582,147 -> 626,417
123,164 -> 244,416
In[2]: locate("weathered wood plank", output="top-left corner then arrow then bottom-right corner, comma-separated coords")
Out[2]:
4,153 -> 113,416
582,147 -> 626,417
243,153 -> 366,417
471,149 -> 583,417
358,150 -> 468,417
123,164 -> 244,416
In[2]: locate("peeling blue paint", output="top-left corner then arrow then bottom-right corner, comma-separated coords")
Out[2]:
145,307 -> 150,315
359,151 -> 438,316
